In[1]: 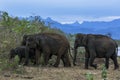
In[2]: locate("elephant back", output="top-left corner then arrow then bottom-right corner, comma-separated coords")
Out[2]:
40,33 -> 70,46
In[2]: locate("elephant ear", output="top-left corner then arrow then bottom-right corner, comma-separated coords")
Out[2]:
82,34 -> 88,46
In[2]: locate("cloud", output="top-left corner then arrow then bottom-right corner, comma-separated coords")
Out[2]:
88,16 -> 120,22
1,0 -> 120,22
57,16 -> 120,24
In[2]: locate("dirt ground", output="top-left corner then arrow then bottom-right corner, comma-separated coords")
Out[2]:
0,62 -> 120,80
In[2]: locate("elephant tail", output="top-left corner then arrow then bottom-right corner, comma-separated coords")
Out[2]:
68,46 -> 74,60
116,43 -> 118,56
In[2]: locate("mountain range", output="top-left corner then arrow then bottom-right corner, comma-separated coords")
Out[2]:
26,16 -> 120,39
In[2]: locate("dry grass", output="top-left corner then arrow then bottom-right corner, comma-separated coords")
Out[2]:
0,52 -> 120,80
0,63 -> 120,80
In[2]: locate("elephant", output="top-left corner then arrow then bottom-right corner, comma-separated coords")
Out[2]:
9,46 -> 36,64
24,33 -> 71,67
73,33 -> 119,69
21,34 -> 54,65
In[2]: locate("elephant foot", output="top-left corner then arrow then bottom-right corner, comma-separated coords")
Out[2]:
34,64 -> 40,66
23,63 -> 28,66
40,64 -> 45,67
73,63 -> 76,66
84,66 -> 89,69
90,64 -> 97,69
114,66 -> 119,70
53,64 -> 59,67
64,64 -> 71,67
40,63 -> 47,67
95,65 -> 97,69
23,60 -> 29,66
94,64 -> 97,69
33,62 -> 36,65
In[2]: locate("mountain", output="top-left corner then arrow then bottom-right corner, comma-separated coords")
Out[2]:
20,16 -> 120,39
43,17 -> 62,28
69,21 -> 80,26
43,17 -> 120,39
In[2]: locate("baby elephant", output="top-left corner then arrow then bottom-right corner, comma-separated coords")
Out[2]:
9,46 -> 35,65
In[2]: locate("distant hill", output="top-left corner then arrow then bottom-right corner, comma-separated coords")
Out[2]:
24,16 -> 120,39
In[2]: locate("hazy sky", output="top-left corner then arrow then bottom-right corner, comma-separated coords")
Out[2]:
1,0 -> 120,23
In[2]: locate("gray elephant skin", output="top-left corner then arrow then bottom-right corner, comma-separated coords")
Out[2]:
73,33 -> 119,69
24,33 -> 71,67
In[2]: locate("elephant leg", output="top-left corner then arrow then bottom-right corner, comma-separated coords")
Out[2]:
35,49 -> 41,65
61,51 -> 71,67
73,49 -> 77,66
43,53 -> 50,66
29,57 -> 36,65
54,48 -> 65,67
32,59 -> 36,65
42,47 -> 51,66
89,57 -> 97,69
111,55 -> 119,69
53,54 -> 61,67
89,48 -> 97,69
24,47 -> 29,65
49,54 -> 52,60
85,52 -> 89,69
85,58 -> 89,69
61,55 -> 66,67
105,57 -> 109,69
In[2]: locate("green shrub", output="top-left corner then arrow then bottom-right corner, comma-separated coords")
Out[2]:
101,64 -> 107,80
0,55 -> 25,74
85,72 -> 94,80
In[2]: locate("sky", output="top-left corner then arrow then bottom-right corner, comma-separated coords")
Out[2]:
1,0 -> 120,23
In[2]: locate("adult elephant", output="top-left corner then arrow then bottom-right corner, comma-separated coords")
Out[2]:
73,33 -> 119,69
24,33 -> 71,67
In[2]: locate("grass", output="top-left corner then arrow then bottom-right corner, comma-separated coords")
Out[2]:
0,58 -> 120,80
0,66 -> 120,80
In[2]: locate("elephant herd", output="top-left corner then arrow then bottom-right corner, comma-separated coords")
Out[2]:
9,33 -> 119,70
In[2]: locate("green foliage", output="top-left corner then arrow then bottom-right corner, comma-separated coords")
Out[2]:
85,72 -> 94,80
101,64 -> 107,80
0,11 -> 64,36
0,11 -> 66,73
0,11 -> 18,27
0,11 -> 65,51
0,11 -> 9,26
0,55 -> 25,74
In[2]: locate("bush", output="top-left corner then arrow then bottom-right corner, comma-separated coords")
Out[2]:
0,11 -> 66,73
0,55 -> 25,74
85,72 -> 94,80
101,64 -> 107,80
